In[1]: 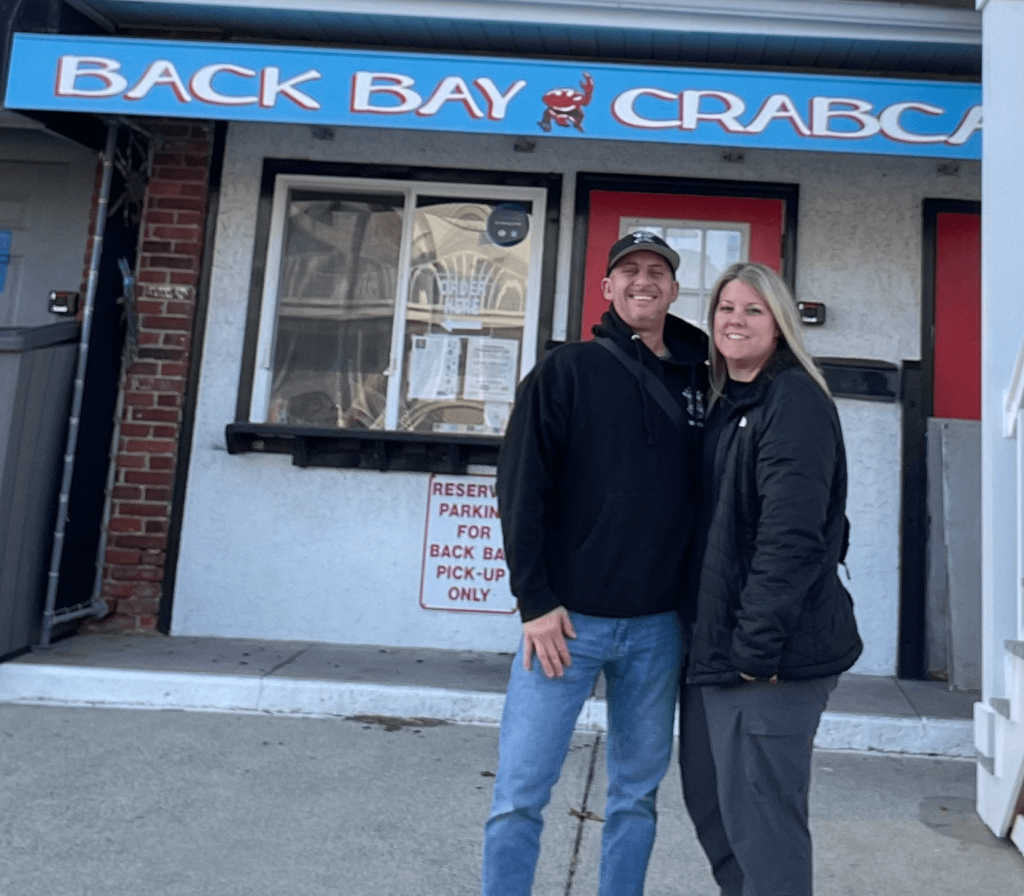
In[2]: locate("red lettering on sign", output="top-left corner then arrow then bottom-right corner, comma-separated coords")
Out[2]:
456,524 -> 492,539
438,503 -> 499,518
428,544 -> 475,559
447,587 -> 490,601
423,475 -> 510,613
436,565 -> 476,580
436,482 -> 498,498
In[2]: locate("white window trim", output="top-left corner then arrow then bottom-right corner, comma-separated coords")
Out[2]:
249,173 -> 547,429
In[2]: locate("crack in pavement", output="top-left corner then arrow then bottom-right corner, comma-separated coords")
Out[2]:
564,734 -> 602,896
261,645 -> 312,677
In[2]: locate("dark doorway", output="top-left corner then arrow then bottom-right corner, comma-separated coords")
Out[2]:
51,127 -> 147,630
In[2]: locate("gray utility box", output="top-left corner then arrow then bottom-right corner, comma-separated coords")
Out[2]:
0,322 -> 79,660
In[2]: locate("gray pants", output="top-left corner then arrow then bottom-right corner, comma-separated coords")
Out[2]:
679,676 -> 837,896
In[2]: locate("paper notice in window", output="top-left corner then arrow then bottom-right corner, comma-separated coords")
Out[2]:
463,337 -> 519,403
408,334 -> 462,400
483,401 -> 512,432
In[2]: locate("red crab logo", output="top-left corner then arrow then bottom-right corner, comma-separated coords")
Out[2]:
538,72 -> 594,133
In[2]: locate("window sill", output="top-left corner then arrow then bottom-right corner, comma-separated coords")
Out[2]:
224,423 -> 501,473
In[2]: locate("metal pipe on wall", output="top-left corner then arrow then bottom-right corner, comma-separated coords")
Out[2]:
89,258 -> 140,617
39,122 -> 118,647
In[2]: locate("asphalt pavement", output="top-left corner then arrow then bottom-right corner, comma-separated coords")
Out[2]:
0,702 -> 1020,896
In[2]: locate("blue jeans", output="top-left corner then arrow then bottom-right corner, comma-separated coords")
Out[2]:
482,611 -> 684,896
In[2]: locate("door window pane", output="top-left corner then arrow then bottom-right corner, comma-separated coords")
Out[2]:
704,229 -> 744,284
665,228 -> 704,293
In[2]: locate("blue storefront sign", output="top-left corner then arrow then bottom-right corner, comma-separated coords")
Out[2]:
4,33 -> 981,159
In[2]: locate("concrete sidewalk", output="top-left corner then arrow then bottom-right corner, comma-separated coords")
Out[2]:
0,701 -> 1020,896
0,633 -> 979,756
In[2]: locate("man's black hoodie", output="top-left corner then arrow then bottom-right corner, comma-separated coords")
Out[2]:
497,307 -> 708,622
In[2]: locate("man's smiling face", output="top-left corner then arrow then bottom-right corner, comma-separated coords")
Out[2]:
601,250 -> 679,337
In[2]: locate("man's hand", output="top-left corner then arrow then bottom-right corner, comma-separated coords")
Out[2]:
523,607 -> 577,679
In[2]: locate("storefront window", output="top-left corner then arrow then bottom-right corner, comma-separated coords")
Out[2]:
620,217 -> 748,327
250,176 -> 546,435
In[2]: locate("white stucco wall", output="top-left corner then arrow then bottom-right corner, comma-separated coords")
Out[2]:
172,121 -> 978,673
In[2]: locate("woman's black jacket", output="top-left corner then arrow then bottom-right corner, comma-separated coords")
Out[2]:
687,352 -> 863,685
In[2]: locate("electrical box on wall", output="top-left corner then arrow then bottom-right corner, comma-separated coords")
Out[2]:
0,230 -> 10,293
48,290 -> 79,315
797,301 -> 826,326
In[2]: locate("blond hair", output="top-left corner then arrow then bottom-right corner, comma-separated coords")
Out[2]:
706,262 -> 830,403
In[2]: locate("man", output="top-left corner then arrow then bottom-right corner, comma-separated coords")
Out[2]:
482,231 -> 708,896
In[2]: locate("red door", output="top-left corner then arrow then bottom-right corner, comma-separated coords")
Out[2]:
933,212 -> 981,420
581,191 -> 786,339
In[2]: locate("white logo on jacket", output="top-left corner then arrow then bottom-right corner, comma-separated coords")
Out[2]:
683,387 -> 705,427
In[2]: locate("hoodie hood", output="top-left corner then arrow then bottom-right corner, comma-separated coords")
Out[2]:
592,306 -> 707,367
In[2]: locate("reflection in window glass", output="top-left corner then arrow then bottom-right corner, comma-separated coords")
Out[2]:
399,199 -> 533,435
704,229 -> 743,285
255,179 -> 544,436
664,228 -> 703,292
269,193 -> 403,429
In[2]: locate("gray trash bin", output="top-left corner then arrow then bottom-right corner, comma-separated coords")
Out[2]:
0,322 -> 80,660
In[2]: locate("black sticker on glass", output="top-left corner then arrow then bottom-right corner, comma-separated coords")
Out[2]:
486,204 -> 530,247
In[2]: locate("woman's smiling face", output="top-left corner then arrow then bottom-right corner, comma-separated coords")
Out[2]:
713,279 -> 780,382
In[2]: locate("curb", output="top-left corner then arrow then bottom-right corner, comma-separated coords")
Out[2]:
0,662 -> 974,757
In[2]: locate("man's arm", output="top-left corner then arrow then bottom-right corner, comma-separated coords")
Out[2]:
497,359 -> 577,677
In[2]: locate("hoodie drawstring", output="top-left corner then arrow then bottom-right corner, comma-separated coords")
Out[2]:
631,334 -> 656,446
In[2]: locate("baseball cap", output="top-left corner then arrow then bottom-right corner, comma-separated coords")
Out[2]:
606,231 -> 680,276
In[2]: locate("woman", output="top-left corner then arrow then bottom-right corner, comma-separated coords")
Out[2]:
680,263 -> 862,896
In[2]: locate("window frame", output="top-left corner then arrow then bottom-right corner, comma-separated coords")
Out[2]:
248,174 -> 547,432
227,160 -> 561,474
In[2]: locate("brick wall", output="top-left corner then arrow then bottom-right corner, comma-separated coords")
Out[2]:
88,122 -> 213,632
